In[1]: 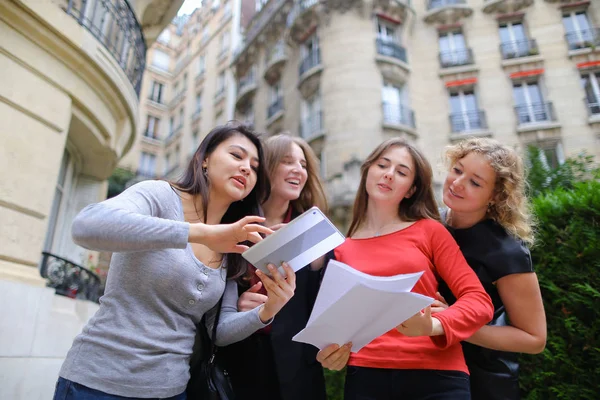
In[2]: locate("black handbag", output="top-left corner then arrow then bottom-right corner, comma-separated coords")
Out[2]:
187,297 -> 236,400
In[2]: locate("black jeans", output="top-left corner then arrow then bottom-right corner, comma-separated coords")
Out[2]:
344,366 -> 471,400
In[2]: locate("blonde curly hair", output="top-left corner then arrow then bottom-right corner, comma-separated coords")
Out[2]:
444,138 -> 535,246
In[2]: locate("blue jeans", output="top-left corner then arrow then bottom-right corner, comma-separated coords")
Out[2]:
344,366 -> 471,400
53,377 -> 186,400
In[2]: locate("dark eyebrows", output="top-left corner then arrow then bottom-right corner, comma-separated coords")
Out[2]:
229,144 -> 259,164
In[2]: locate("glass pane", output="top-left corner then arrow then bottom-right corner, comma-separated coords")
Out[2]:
449,93 -> 462,114
463,92 -> 477,111
511,23 -> 527,41
513,84 -> 526,106
576,12 -> 591,32
562,14 -> 575,33
526,83 -> 543,104
451,33 -> 467,50
499,25 -> 511,44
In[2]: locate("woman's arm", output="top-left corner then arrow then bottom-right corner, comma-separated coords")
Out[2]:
72,181 -> 189,252
427,222 -> 494,349
465,272 -> 546,354
207,263 -> 296,346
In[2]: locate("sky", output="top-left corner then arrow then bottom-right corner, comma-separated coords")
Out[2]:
177,0 -> 201,16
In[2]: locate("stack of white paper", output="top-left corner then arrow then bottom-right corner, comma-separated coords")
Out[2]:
293,260 -> 434,353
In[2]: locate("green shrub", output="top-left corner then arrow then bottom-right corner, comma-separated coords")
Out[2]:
107,167 -> 135,198
520,180 -> 600,399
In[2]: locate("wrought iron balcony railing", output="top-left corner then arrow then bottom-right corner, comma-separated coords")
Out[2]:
383,102 -> 416,128
439,48 -> 474,68
500,39 -> 539,59
565,28 -> 600,51
299,50 -> 321,77
237,70 -> 257,93
40,252 -> 102,303
585,99 -> 600,116
449,110 -> 488,132
376,39 -> 408,63
514,102 -> 556,125
64,0 -> 146,96
287,0 -> 319,28
428,0 -> 466,10
268,97 -> 284,119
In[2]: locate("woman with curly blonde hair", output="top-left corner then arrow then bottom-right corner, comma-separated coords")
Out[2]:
435,137 -> 547,400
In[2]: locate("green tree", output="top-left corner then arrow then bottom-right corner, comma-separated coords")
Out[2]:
107,167 -> 135,199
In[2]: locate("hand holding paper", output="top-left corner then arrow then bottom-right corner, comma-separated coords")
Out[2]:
293,260 -> 434,353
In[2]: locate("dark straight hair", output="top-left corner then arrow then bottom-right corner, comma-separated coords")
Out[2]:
172,122 -> 271,279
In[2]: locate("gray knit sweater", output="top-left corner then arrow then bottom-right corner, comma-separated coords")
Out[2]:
59,180 -> 269,398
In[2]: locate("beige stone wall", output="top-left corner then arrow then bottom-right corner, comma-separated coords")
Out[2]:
231,0 -> 600,204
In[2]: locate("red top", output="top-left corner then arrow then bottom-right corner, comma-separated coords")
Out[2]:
248,206 -> 294,334
335,219 -> 493,374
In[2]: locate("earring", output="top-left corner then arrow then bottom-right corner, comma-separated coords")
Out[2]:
202,167 -> 208,176
487,203 -> 493,213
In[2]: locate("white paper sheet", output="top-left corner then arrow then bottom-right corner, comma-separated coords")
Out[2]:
293,260 -> 434,353
242,207 -> 345,275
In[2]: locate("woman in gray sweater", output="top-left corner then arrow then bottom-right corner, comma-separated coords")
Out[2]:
53,123 -> 296,400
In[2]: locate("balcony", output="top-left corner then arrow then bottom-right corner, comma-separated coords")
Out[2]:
267,97 -> 284,125
500,39 -> 539,59
450,110 -> 488,133
165,125 -> 183,145
382,102 -> 416,139
141,132 -> 161,145
264,41 -> 288,84
40,252 -> 102,303
147,97 -> 167,111
64,0 -> 147,96
514,102 -> 557,126
376,39 -> 408,63
372,0 -> 414,22
298,50 -> 323,98
565,29 -> 600,52
236,69 -> 257,108
483,0 -> 533,14
300,111 -> 324,141
439,48 -> 474,69
287,0 -> 320,45
424,0 -> 473,25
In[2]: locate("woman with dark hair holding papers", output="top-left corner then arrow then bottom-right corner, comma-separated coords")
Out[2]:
315,138 -> 493,400
53,123 -> 296,400
220,133 -> 329,400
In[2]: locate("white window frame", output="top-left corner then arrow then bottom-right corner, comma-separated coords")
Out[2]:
449,90 -> 480,131
139,151 -> 157,177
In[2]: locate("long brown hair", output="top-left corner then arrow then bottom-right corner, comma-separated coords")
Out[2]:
444,137 -> 534,246
263,133 -> 328,214
173,122 -> 271,279
347,138 -> 440,237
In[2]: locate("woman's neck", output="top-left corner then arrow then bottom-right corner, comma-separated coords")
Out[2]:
363,200 -> 403,231
182,191 -> 230,225
262,195 -> 290,227
446,208 -> 487,229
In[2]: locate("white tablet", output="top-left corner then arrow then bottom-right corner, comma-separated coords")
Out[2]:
242,207 -> 345,276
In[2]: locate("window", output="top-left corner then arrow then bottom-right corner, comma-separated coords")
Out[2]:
581,71 -> 600,115
220,31 -> 230,55
197,55 -> 206,75
164,152 -> 172,175
223,0 -> 231,17
183,73 -> 188,90
191,129 -> 200,153
139,152 -> 157,177
301,93 -> 322,139
169,117 -> 175,135
300,34 -> 320,75
382,82 -> 411,126
532,142 -> 565,170
195,93 -> 202,113
217,71 -> 226,93
563,11 -> 594,49
449,90 -> 483,132
270,81 -> 282,105
44,150 -> 75,252
174,145 -> 180,167
513,81 -> 550,124
202,27 -> 210,43
149,81 -> 164,103
499,22 -> 531,58
145,115 -> 160,139
439,31 -> 470,67
377,19 -> 398,43
243,103 -> 254,127
173,82 -> 180,99
151,50 -> 170,71
179,107 -> 185,128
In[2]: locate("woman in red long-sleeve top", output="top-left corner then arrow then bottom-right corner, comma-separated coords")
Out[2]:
317,138 -> 494,400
